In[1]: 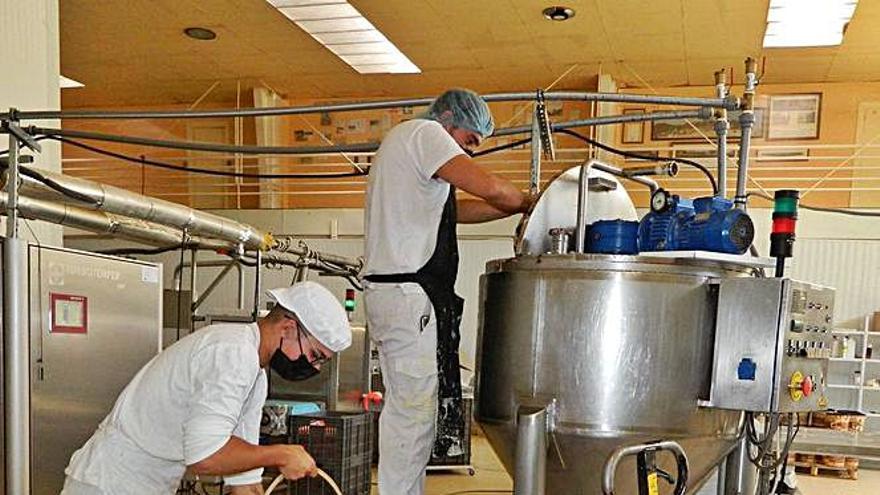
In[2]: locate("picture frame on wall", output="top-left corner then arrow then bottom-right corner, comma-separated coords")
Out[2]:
651,108 -> 766,141
755,148 -> 810,161
621,108 -> 645,144
767,93 -> 821,140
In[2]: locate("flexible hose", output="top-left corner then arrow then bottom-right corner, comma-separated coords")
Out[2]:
265,469 -> 342,495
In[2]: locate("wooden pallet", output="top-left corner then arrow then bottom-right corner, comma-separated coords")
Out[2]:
793,461 -> 858,480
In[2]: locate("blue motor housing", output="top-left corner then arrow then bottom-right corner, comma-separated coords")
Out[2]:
638,194 -> 754,254
587,220 -> 640,255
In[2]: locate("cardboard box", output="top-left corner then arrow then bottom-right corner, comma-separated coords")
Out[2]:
873,311 -> 880,332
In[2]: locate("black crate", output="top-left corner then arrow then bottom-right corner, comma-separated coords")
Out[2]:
428,397 -> 473,467
287,411 -> 373,495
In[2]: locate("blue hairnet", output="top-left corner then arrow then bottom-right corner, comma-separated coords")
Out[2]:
424,88 -> 495,137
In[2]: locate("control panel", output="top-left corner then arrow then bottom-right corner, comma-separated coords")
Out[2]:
708,278 -> 835,413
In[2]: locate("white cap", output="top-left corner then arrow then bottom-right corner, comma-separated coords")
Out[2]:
267,281 -> 352,353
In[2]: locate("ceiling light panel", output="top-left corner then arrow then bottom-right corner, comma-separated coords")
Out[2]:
267,0 -> 420,74
763,0 -> 859,48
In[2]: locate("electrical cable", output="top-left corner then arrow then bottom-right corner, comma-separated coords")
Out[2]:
557,128 -> 719,195
749,191 -> 880,217
97,243 -> 198,256
0,160 -> 100,204
47,136 -> 369,179
471,138 -> 532,157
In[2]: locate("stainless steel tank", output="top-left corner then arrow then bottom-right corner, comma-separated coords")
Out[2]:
476,254 -> 751,494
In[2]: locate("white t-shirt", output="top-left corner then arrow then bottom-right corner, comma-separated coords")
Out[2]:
364,119 -> 465,275
65,323 -> 267,494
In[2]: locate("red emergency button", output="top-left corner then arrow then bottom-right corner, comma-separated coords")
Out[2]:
802,375 -> 813,397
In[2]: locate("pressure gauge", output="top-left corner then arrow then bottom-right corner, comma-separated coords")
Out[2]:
650,188 -> 672,213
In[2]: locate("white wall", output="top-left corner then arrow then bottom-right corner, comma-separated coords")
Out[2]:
0,0 -> 62,246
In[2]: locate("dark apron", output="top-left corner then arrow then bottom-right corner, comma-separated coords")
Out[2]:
365,186 -> 465,459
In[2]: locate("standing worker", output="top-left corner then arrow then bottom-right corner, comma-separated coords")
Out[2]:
364,88 -> 531,494
61,281 -> 352,495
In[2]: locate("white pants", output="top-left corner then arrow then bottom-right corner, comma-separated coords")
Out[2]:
365,282 -> 438,495
61,477 -> 107,495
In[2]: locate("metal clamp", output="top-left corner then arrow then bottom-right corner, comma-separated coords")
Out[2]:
602,440 -> 689,495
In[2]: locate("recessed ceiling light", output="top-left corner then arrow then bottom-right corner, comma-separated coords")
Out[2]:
184,27 -> 217,41
266,0 -> 420,74
763,0 -> 858,48
543,6 -> 575,21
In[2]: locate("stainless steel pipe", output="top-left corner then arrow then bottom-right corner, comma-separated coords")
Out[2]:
3,237 -> 30,495
735,58 -> 759,210
575,163 -> 590,253
514,406 -> 547,495
0,192 -> 232,251
3,91 -> 736,121
31,109 -> 711,156
5,166 -> 270,250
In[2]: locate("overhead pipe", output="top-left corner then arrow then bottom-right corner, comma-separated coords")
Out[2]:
735,58 -> 759,210
2,166 -> 272,250
2,91 -> 737,121
714,70 -> 730,198
27,109 -> 713,159
0,192 -> 233,251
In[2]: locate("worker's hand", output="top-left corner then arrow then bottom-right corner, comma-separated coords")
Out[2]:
276,444 -> 318,480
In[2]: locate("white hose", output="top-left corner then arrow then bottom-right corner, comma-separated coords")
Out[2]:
265,468 -> 342,495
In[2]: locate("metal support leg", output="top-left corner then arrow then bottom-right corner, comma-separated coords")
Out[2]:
514,406 -> 547,495
720,437 -> 752,495
529,109 -> 542,197
3,116 -> 31,495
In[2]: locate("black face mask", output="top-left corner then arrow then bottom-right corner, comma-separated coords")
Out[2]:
270,350 -> 319,381
270,334 -> 320,381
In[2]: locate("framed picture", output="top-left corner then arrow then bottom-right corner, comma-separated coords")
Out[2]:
622,108 -> 645,144
651,108 -> 766,141
767,94 -> 821,140
670,144 -> 737,160
755,148 -> 810,161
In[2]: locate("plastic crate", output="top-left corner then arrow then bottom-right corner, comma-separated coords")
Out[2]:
287,411 -> 373,495
428,397 -> 473,467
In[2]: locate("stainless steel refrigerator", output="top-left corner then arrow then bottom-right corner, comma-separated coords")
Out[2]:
1,243 -> 162,494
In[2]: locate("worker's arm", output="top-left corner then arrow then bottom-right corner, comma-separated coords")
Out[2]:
188,436 -> 316,480
457,198 -> 512,224
435,155 -> 529,215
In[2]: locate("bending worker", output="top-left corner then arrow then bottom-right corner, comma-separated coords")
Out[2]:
364,88 -> 531,494
61,281 -> 352,495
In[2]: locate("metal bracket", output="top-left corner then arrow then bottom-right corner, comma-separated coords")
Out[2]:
535,90 -> 556,160
1,119 -> 42,153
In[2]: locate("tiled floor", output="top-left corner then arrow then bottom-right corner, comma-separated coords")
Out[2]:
377,426 -> 880,495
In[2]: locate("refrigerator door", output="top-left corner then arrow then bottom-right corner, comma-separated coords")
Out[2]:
29,245 -> 162,495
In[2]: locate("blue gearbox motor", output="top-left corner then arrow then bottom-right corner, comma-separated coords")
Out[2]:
638,189 -> 755,254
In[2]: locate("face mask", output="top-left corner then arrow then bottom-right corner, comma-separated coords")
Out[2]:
270,350 -> 319,381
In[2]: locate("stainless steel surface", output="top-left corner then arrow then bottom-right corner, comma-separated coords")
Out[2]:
192,261 -> 236,311
575,164 -> 590,253
6,166 -> 269,250
517,163 -> 638,256
719,437 -> 756,495
0,192 -> 233,251
709,279 -> 835,412
28,245 -> 162,495
6,91 -> 735,121
476,255 -> 747,494
514,406 -> 547,495
602,441 -> 689,495
640,251 -> 775,270
3,238 -> 30,495
548,228 -> 571,255
621,162 -> 678,178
